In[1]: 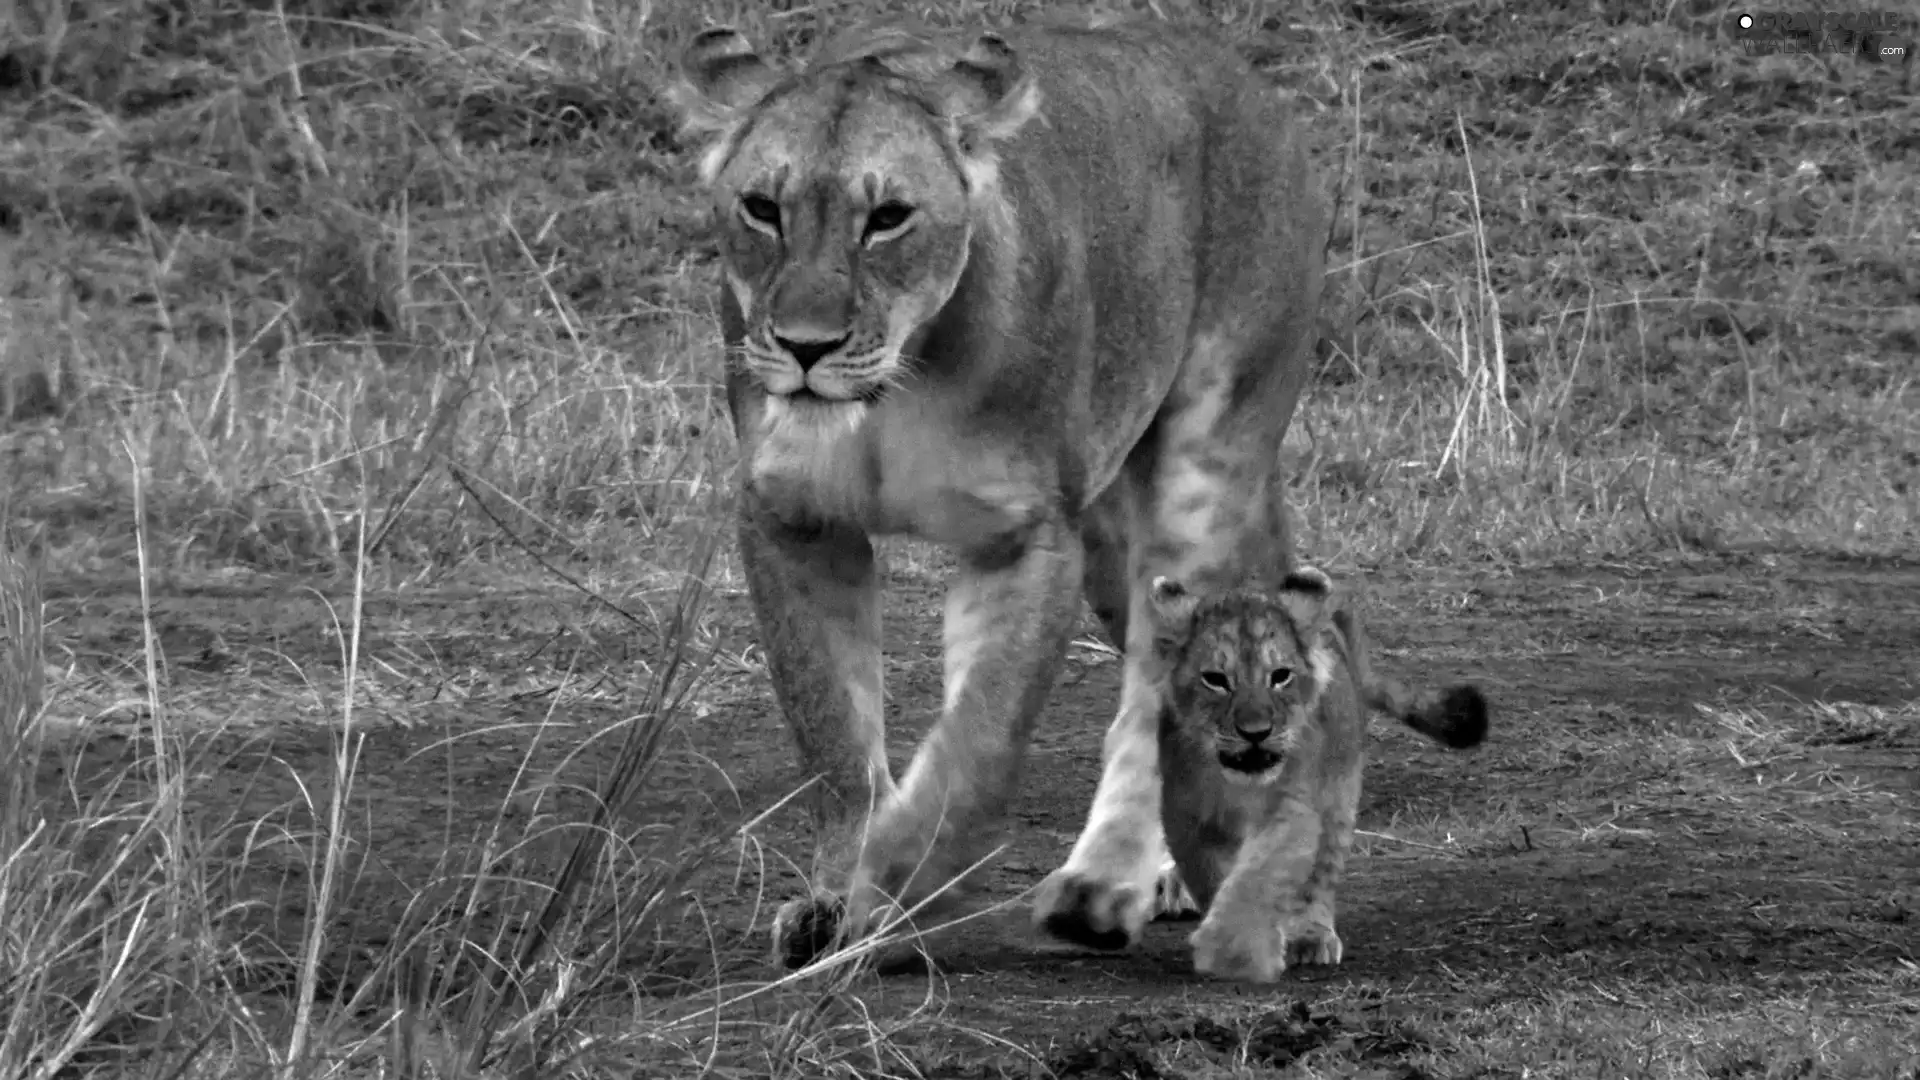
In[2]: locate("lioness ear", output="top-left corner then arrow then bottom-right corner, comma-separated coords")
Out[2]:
944,33 -> 1042,147
672,28 -> 781,137
1147,576 -> 1199,648
1278,566 -> 1336,636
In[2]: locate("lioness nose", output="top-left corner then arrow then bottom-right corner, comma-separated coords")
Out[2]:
774,333 -> 849,372
1235,722 -> 1272,745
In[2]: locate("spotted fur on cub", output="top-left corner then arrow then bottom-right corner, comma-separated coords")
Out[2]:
1144,567 -> 1488,983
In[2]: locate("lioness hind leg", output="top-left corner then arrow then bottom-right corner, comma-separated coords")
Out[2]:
1035,482 -> 1202,944
1080,487 -> 1132,651
1032,643 -> 1171,949
1153,857 -> 1203,921
1076,492 -> 1200,926
737,506 -> 896,969
1037,336 -> 1303,950
1283,920 -> 1344,968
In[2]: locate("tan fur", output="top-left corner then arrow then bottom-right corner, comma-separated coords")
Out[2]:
672,18 -> 1327,968
1143,568 -> 1489,983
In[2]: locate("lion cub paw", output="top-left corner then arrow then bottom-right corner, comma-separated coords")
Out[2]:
1034,868 -> 1154,951
1189,915 -> 1286,983
1151,858 -> 1203,922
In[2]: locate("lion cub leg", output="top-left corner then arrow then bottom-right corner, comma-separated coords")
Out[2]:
1289,727 -> 1363,968
738,507 -> 897,969
1187,798 -> 1323,983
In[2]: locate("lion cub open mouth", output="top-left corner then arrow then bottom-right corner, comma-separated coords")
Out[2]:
1217,747 -> 1282,775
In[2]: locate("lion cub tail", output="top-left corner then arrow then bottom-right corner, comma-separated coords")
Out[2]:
1331,608 -> 1489,750
1380,682 -> 1489,750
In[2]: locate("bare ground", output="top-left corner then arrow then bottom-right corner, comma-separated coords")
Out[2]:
37,552 -> 1920,1076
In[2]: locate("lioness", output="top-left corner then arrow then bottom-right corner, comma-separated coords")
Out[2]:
1144,568 -> 1489,982
671,18 -> 1327,968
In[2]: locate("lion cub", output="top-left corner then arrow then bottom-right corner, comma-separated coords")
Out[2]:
1144,567 -> 1489,983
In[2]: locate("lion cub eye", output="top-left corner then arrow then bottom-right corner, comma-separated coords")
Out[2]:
1268,667 -> 1294,690
739,195 -> 782,231
864,201 -> 915,239
1199,670 -> 1232,693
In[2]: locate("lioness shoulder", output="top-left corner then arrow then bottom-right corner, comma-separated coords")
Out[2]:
1143,567 -> 1488,982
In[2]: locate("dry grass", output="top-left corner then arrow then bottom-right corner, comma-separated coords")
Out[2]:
1,0 -> 1913,577
2,500 -> 989,1076
1,0 -> 1915,1075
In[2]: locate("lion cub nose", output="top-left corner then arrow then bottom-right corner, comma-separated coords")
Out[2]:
1234,721 -> 1273,745
774,333 -> 850,371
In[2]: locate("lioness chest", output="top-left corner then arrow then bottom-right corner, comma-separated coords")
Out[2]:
743,393 -> 1054,549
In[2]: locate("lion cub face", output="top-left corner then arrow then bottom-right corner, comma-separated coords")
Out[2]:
671,28 -> 1042,407
1146,570 -> 1340,785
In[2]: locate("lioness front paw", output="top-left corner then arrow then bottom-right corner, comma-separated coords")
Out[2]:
1152,858 -> 1202,922
1282,918 -> 1343,968
1189,915 -> 1286,983
769,892 -> 848,970
1033,868 -> 1155,950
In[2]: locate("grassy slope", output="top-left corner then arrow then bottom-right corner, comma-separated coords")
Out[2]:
0,0 -> 1915,1075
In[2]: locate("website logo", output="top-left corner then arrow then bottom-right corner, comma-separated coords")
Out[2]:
1729,11 -> 1910,60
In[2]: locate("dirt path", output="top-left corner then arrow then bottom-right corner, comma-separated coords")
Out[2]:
38,554 -> 1920,1073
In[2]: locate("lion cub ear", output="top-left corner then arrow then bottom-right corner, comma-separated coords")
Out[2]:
1278,567 -> 1337,637
672,28 -> 782,137
1147,576 -> 1200,650
944,33 -> 1042,147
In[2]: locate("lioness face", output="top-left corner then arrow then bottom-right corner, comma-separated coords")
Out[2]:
1147,573 -> 1340,784
672,29 -> 1042,407
711,93 -> 974,403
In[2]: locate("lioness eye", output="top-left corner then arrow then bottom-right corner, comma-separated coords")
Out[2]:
1199,671 -> 1231,692
865,202 -> 914,236
1269,668 -> 1294,689
740,195 -> 781,228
